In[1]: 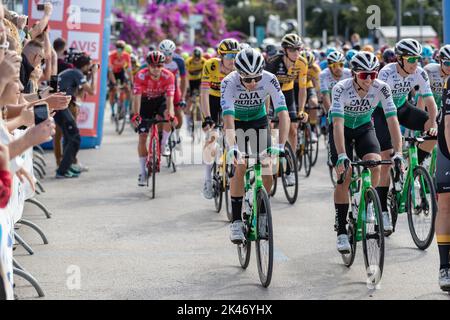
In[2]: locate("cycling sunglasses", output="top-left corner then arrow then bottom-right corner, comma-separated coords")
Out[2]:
329,62 -> 344,68
403,56 -> 421,64
241,75 -> 263,83
355,71 -> 378,80
287,47 -> 302,52
223,53 -> 237,60
149,63 -> 164,69
442,60 -> 450,67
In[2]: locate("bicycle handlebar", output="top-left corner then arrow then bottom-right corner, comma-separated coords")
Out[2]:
404,135 -> 437,143
337,159 -> 393,185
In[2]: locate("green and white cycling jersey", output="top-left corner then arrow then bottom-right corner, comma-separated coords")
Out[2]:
377,62 -> 433,108
319,67 -> 352,94
330,78 -> 397,129
221,70 -> 288,121
419,63 -> 448,108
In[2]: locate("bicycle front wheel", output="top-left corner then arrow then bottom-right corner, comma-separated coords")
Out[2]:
407,166 -> 437,250
341,220 -> 357,267
212,163 -> 223,213
151,139 -> 157,199
224,165 -> 233,222
281,143 -> 298,204
117,100 -> 127,135
362,187 -> 384,286
255,188 -> 273,288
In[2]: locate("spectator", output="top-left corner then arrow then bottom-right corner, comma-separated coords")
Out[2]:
55,52 -> 97,178
351,33 -> 361,51
20,40 -> 44,93
53,37 -> 73,74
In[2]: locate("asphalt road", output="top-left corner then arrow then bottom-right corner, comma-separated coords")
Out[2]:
13,113 -> 449,300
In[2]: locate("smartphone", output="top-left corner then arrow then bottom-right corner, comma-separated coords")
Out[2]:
37,4 -> 45,11
34,104 -> 49,125
49,75 -> 59,93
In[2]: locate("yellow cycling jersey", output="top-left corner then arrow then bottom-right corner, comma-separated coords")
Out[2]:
265,54 -> 308,91
186,57 -> 206,81
307,63 -> 321,90
201,58 -> 226,97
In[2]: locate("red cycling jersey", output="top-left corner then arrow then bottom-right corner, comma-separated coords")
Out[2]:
133,68 -> 175,99
109,51 -> 131,74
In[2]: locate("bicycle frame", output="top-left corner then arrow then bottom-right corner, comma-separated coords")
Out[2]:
350,167 -> 373,242
147,122 -> 161,173
244,162 -> 264,242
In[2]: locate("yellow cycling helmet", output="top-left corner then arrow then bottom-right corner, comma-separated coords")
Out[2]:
301,50 -> 315,66
124,44 -> 133,54
217,38 -> 240,55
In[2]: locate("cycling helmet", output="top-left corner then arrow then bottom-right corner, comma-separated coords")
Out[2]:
300,50 -> 315,66
281,33 -> 303,48
395,38 -> 422,56
217,38 -> 240,55
159,39 -> 176,56
124,44 -> 133,55
235,48 -> 265,77
193,47 -> 203,58
345,49 -> 357,62
239,43 -> 251,51
439,45 -> 450,61
350,51 -> 380,72
362,44 -> 374,53
327,51 -> 345,64
325,47 -> 337,57
146,51 -> 166,65
382,48 -> 396,63
421,45 -> 433,59
115,40 -> 126,49
181,51 -> 189,60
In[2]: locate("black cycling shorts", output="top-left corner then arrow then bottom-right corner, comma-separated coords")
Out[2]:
282,89 -> 297,122
138,96 -> 166,134
235,117 -> 272,156
306,87 -> 317,102
437,145 -> 450,194
373,101 -> 429,151
189,80 -> 201,97
209,95 -> 222,124
328,122 -> 381,166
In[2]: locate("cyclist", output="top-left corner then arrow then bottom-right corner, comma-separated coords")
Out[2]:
185,47 -> 207,133
201,38 -> 240,199
381,48 -> 396,69
436,74 -> 450,291
320,50 -> 352,112
159,39 -> 188,152
132,51 -> 176,187
265,33 -> 309,186
108,40 -> 132,117
221,48 -> 289,243
301,49 -> 321,142
373,38 -> 438,233
421,44 -> 435,67
330,52 -> 403,253
417,45 -> 450,111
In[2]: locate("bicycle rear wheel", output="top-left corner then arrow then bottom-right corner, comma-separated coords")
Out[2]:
270,173 -> 278,197
387,168 -> 399,235
341,219 -> 357,267
407,166 -> 437,250
362,187 -> 384,286
224,165 -> 233,222
212,163 -> 223,213
303,125 -> 312,177
281,143 -> 298,204
255,188 -> 273,288
310,128 -> 320,167
237,239 -> 251,269
116,100 -> 127,135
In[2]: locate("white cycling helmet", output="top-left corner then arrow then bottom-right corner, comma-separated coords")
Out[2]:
439,45 -> 450,61
159,39 -> 176,56
235,48 -> 265,77
327,51 -> 345,64
395,38 -> 422,57
239,43 -> 251,51
350,52 -> 380,72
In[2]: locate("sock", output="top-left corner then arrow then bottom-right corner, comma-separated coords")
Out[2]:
204,164 -> 213,181
335,203 -> 349,236
139,157 -> 146,177
376,186 -> 389,212
161,130 -> 170,147
417,148 -> 430,165
231,196 -> 243,222
437,236 -> 450,270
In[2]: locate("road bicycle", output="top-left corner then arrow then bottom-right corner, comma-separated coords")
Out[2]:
339,159 -> 392,285
305,105 -> 323,167
141,118 -> 176,199
387,135 -> 437,250
237,151 -> 274,288
111,83 -> 131,135
296,120 -> 312,177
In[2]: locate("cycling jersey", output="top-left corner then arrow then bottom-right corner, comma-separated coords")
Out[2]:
307,63 -> 321,89
109,51 -> 131,74
164,54 -> 186,82
438,78 -> 450,160
422,63 -> 447,108
201,58 -> 226,98
133,68 -> 175,99
377,62 -> 433,108
185,56 -> 206,81
265,54 -> 308,91
330,78 -> 397,129
319,68 -> 352,94
221,70 -> 287,122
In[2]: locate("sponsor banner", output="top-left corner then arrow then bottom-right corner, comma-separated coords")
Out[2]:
67,31 -> 100,60
77,102 -> 96,130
